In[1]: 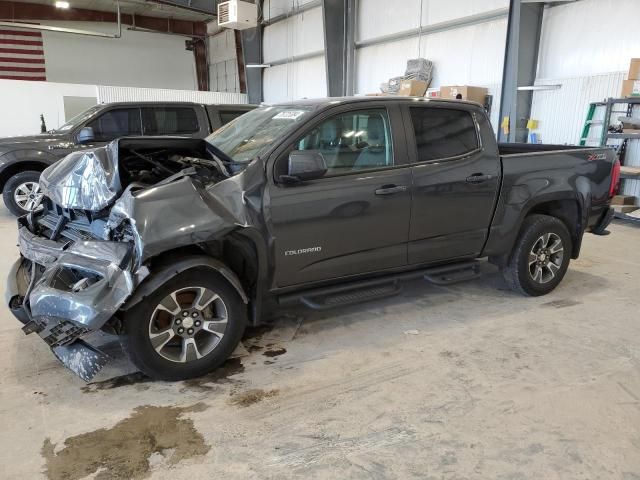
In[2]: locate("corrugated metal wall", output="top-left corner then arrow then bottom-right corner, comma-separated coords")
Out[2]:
533,0 -> 640,201
530,75 -> 639,199
529,73 -> 626,145
209,30 -> 241,93
262,1 -> 326,102
96,86 -> 248,105
356,0 -> 508,95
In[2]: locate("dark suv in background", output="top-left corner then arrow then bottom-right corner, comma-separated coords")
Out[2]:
0,101 -> 255,216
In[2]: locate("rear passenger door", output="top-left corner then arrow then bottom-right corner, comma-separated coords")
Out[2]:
403,104 -> 500,264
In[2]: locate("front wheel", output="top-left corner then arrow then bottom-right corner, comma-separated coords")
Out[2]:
3,170 -> 44,216
502,214 -> 572,296
120,269 -> 247,381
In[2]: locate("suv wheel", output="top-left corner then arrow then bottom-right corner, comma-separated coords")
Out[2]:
121,270 -> 247,381
502,214 -> 572,296
3,171 -> 44,216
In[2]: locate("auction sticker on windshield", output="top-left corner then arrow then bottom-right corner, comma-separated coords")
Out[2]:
274,111 -> 306,120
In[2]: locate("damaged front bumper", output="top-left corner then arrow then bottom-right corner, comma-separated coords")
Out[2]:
6,225 -> 137,381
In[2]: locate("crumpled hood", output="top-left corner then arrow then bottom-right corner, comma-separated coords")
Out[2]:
39,141 -> 121,211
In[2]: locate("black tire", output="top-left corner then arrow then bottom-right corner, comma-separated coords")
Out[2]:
502,214 -> 572,296
2,170 -> 43,217
120,269 -> 247,381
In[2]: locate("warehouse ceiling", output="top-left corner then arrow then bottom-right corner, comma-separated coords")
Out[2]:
3,0 -> 218,21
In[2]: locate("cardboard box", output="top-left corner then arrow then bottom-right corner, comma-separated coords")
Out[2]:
611,195 -> 637,206
621,79 -> 640,97
440,85 -> 488,104
629,58 -> 640,80
397,80 -> 428,97
612,205 -> 639,214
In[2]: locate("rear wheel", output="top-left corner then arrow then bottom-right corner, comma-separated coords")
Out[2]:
2,170 -> 44,216
120,269 -> 247,381
502,214 -> 572,296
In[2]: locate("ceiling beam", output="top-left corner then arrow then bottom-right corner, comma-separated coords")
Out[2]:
0,1 -> 206,36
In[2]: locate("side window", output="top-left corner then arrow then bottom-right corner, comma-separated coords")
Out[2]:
86,108 -> 142,142
142,107 -> 199,135
409,107 -> 478,162
295,109 -> 393,176
219,110 -> 247,125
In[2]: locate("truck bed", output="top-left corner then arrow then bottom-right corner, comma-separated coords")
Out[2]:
498,143 -> 598,156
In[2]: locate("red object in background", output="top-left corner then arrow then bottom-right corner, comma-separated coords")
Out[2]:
0,27 -> 47,81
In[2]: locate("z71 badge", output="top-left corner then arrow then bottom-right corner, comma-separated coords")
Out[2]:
587,153 -> 607,161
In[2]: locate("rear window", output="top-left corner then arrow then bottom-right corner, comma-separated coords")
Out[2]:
142,107 -> 199,135
409,107 -> 479,161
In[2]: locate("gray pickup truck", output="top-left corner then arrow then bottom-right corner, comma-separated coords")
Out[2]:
6,96 -> 618,381
0,102 -> 255,216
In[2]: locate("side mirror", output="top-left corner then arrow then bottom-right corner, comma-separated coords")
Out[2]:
281,150 -> 327,183
77,127 -> 95,144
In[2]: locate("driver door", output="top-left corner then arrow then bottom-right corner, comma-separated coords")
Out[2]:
267,104 -> 412,288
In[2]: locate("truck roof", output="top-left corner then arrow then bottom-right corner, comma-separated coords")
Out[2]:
270,95 -> 486,110
98,101 -> 255,108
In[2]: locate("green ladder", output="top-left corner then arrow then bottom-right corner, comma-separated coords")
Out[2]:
580,102 -> 606,146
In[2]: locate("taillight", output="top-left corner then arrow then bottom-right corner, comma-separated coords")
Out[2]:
609,159 -> 621,198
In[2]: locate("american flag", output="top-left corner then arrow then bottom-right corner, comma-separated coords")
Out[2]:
0,28 -> 47,81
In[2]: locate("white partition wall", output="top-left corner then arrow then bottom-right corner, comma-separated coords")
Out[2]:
355,0 -> 509,94
262,0 -> 326,102
530,0 -> 640,199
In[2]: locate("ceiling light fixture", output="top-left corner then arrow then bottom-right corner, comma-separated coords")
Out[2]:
55,1 -> 70,9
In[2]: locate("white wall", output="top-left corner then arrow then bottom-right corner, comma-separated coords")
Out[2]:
355,0 -> 508,117
209,29 -> 241,93
0,79 -> 248,137
40,21 -> 198,90
356,18 -> 507,93
537,0 -> 640,79
262,3 -> 326,102
532,0 -> 640,199
357,0 -> 509,42
0,79 -> 97,136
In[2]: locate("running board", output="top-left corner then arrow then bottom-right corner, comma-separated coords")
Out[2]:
423,262 -> 481,285
278,261 -> 480,310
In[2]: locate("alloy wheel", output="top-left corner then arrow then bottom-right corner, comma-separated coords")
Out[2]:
148,286 -> 228,363
13,182 -> 44,212
528,232 -> 564,284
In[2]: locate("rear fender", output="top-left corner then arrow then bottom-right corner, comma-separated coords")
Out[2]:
484,192 -> 586,264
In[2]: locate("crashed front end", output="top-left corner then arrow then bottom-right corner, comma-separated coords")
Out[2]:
7,219 -> 136,380
5,144 -> 142,380
5,138 -> 259,381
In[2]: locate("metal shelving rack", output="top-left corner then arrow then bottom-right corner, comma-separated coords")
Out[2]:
582,97 -> 640,224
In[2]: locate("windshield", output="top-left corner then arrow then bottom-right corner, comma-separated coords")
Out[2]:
54,105 -> 103,132
206,105 -> 313,162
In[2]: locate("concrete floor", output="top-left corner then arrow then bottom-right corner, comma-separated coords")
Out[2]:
1,205 -> 639,480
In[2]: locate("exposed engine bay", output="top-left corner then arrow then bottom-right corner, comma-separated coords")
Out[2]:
117,146 -> 231,189
27,138 -> 239,248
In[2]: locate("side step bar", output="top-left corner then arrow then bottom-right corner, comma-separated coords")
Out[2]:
278,261 -> 481,310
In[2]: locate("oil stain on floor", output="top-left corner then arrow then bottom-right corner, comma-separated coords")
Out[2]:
228,388 -> 279,407
41,403 -> 210,480
81,372 -> 153,393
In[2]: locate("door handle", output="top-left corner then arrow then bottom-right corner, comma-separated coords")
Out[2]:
375,184 -> 407,196
466,174 -> 492,183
